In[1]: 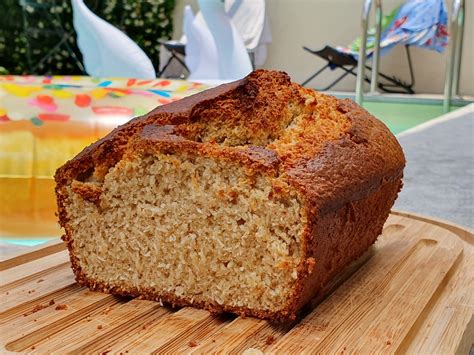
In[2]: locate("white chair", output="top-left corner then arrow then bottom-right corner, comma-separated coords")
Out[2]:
182,5 -> 198,74
185,0 -> 252,82
71,0 -> 156,79
225,0 -> 272,67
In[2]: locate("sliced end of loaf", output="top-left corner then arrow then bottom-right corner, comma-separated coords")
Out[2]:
65,151 -> 306,318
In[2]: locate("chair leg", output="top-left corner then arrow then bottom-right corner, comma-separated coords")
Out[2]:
301,64 -> 330,86
378,84 -> 415,94
361,46 -> 415,94
364,64 -> 415,94
319,68 -> 355,91
159,52 -> 189,78
172,53 -> 189,72
303,64 -> 364,91
405,45 -> 415,88
157,56 -> 174,77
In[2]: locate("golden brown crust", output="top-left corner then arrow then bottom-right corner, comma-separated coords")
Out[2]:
55,70 -> 405,321
285,98 -> 404,214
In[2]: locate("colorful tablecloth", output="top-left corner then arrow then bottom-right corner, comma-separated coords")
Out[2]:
0,75 -> 206,125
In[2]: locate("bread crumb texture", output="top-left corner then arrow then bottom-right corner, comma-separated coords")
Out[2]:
66,154 -> 304,312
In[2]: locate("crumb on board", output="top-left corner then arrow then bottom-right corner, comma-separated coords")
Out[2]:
386,340 -> 392,346
49,299 -> 55,306
55,304 -> 68,310
31,345 -> 36,350
37,279 -> 45,283
97,324 -> 103,330
265,335 -> 275,345
188,340 -> 198,347
102,306 -> 112,315
24,303 -> 48,316
5,292 -> 9,295
28,290 -> 36,294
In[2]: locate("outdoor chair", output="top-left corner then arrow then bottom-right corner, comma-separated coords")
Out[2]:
302,45 -> 415,94
302,0 -> 448,94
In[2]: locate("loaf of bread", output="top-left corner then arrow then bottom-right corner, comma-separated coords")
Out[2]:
55,70 -> 405,321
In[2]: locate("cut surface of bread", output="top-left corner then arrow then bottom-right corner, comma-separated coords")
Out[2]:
67,153 -> 303,312
56,70 -> 405,321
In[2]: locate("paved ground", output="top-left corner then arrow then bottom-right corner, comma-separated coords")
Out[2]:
394,104 -> 474,229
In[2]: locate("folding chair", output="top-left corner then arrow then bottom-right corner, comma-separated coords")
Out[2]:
302,0 -> 449,95
302,45 -> 415,94
157,40 -> 189,78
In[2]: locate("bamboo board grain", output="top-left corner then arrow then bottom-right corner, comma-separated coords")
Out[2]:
0,211 -> 472,354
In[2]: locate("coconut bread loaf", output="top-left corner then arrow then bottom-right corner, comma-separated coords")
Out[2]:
55,70 -> 405,321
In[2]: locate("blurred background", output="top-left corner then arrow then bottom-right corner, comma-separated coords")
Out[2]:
0,0 -> 175,76
1,0 -> 473,95
173,0 -> 474,95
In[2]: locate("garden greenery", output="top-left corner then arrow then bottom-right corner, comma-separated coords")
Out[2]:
0,0 -> 176,75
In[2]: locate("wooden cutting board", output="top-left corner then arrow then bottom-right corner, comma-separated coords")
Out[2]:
1,211 -> 473,354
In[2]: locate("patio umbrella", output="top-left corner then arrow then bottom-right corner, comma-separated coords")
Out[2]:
338,0 -> 449,58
